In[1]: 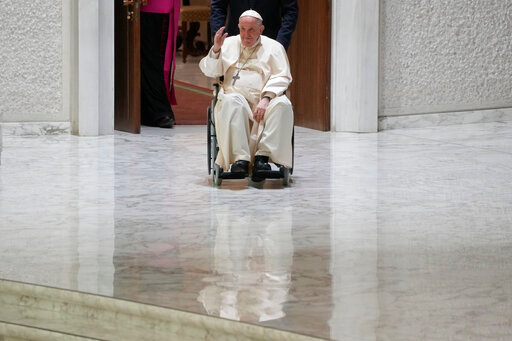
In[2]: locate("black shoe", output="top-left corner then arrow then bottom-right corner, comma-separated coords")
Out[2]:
251,156 -> 270,182
253,155 -> 271,172
230,160 -> 249,176
156,116 -> 175,129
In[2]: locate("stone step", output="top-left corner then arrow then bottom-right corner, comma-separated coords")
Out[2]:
0,321 -> 99,341
0,279 -> 325,341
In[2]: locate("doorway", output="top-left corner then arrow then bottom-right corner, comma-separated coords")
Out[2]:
114,0 -> 331,133
173,0 -> 215,125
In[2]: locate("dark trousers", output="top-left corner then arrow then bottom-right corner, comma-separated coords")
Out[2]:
140,12 -> 174,126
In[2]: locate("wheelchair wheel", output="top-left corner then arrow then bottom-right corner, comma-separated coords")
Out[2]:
281,167 -> 290,186
290,127 -> 294,175
207,107 -> 212,175
213,163 -> 222,186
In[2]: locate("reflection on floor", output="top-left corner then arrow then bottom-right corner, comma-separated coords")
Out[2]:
0,122 -> 511,340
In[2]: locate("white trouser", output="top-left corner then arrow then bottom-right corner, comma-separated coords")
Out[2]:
214,93 -> 294,171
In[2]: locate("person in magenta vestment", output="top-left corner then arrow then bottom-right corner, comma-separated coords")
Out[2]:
140,0 -> 181,128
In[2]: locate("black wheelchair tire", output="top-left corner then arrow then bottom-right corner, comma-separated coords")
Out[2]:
281,167 -> 290,186
213,164 -> 222,186
207,107 -> 212,175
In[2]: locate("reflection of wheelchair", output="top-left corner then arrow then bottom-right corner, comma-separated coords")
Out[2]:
207,83 -> 294,187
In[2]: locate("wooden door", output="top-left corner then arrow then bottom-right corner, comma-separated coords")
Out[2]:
288,0 -> 331,131
115,0 -> 143,133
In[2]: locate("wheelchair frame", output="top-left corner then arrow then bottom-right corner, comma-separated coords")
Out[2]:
207,83 -> 294,186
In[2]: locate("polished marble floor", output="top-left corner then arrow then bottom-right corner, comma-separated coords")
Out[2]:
0,122 -> 511,340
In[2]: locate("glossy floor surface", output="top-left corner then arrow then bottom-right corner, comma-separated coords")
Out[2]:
1,122 -> 511,340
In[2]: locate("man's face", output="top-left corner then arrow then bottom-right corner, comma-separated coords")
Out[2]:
238,17 -> 264,47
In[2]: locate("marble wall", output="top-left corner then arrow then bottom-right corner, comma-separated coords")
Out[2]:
0,108 -> 2,164
331,0 -> 379,132
0,0 -> 64,123
379,0 -> 512,117
2,1 -> 512,133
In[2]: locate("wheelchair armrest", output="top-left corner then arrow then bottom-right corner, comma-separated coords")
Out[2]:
213,76 -> 224,102
213,83 -> 220,102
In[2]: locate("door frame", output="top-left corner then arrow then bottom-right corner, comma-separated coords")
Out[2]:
330,0 -> 379,132
64,0 -> 115,136
289,0 -> 331,131
65,0 -> 379,135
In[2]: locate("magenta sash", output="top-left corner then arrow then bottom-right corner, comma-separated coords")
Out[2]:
141,0 -> 181,105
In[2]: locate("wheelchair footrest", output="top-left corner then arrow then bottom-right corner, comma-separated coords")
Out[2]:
220,171 -> 247,180
253,170 -> 284,179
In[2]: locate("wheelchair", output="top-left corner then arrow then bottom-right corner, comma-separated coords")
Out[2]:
207,83 -> 294,187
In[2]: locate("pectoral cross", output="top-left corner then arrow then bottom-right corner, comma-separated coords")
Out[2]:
232,71 -> 241,86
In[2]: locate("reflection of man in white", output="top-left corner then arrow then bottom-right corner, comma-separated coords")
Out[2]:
199,10 -> 293,178
197,205 -> 293,322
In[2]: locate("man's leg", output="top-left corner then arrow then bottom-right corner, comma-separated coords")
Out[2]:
140,12 -> 175,128
214,93 -> 252,172
256,96 -> 294,169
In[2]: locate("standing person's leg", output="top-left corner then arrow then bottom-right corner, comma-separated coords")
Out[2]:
140,12 -> 175,128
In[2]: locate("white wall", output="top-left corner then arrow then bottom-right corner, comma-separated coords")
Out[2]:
379,0 -> 512,117
2,1 -> 512,134
0,0 -> 64,123
0,0 -> 113,136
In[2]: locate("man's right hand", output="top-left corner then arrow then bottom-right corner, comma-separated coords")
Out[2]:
213,26 -> 228,53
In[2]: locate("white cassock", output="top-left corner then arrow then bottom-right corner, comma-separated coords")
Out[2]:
199,35 -> 294,171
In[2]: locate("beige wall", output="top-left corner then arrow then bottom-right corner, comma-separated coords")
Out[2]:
0,0 -> 65,123
379,0 -> 512,117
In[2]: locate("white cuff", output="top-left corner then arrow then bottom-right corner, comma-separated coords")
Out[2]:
262,92 -> 276,100
209,48 -> 221,59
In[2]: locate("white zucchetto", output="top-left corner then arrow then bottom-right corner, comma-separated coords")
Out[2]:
239,9 -> 263,21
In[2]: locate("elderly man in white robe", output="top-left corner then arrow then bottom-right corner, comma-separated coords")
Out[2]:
199,10 -> 293,180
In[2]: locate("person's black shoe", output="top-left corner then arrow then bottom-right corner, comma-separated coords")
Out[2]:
156,116 -> 175,129
251,156 -> 270,182
230,160 -> 249,176
253,155 -> 271,172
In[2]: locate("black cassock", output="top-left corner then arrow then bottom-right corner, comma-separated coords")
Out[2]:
140,12 -> 175,126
